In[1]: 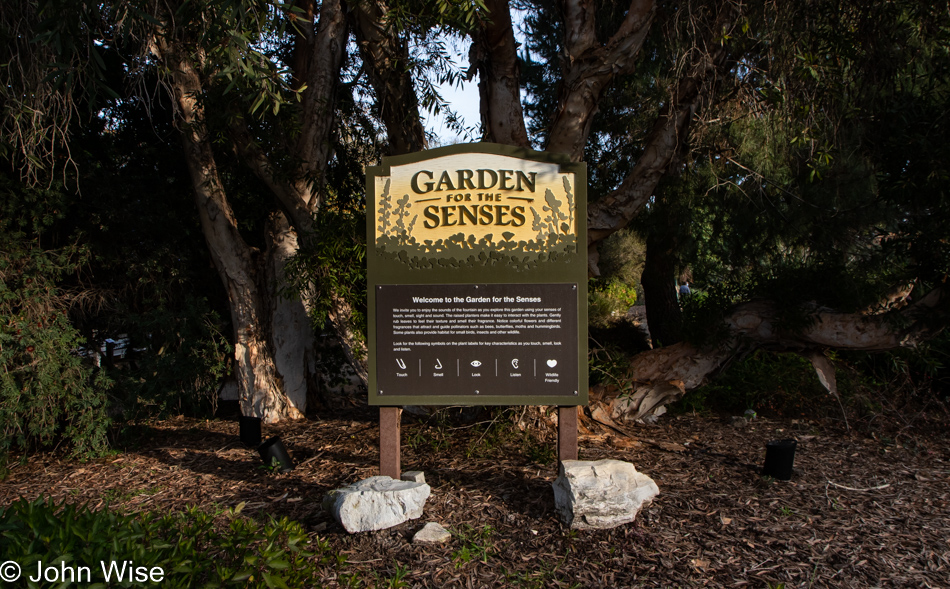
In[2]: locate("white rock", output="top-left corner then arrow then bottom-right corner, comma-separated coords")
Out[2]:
324,476 -> 431,533
552,459 -> 659,530
401,470 -> 426,484
413,522 -> 452,544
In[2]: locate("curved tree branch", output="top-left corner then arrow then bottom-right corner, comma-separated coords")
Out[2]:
149,32 -> 302,423
296,0 -> 348,203
350,0 -> 427,155
586,3 -> 737,274
546,0 -> 656,160
230,117 -> 315,234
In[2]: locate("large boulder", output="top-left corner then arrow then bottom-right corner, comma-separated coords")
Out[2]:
324,476 -> 431,533
552,459 -> 659,529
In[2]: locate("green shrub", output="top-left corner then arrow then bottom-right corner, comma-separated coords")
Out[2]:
0,177 -> 110,460
285,204 -> 367,342
588,340 -> 634,392
105,299 -> 232,419
0,497 -> 319,588
588,278 -> 637,328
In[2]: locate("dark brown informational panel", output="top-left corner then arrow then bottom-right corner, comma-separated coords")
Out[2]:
367,143 -> 588,406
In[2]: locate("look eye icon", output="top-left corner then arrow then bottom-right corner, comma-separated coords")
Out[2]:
470,360 -> 482,367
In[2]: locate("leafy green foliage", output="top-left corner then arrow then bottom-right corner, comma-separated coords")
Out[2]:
106,301 -> 233,419
588,339 -> 634,393
0,498 -> 320,588
0,175 -> 110,460
596,229 -> 647,289
452,524 -> 495,567
285,204 -> 367,343
681,0 -> 950,313
588,278 -> 637,328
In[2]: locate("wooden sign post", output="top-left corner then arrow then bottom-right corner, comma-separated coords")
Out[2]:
366,144 -> 588,479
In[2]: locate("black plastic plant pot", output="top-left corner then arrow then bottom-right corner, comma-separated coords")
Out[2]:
763,438 -> 797,480
240,416 -> 262,448
258,436 -> 295,473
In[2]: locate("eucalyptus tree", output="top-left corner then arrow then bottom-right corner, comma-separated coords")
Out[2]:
3,0 -> 490,422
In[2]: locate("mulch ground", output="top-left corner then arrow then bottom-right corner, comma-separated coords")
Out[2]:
2,407 -> 948,588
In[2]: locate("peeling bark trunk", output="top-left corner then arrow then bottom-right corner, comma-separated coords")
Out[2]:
264,212 -> 315,414
290,0 -> 315,91
229,0 -> 361,410
296,0 -> 348,189
351,0 -> 427,154
605,286 -> 948,422
151,37 -> 302,423
469,0 -> 531,147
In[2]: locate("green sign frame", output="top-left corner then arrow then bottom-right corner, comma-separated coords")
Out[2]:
366,143 -> 588,406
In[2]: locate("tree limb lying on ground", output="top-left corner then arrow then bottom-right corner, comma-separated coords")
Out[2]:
604,283 -> 947,422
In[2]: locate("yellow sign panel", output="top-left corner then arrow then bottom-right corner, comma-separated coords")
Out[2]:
375,153 -> 576,258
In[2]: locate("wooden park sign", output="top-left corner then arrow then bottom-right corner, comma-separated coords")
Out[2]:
366,143 -> 588,476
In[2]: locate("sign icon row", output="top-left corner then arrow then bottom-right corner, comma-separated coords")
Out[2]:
395,358 -> 558,370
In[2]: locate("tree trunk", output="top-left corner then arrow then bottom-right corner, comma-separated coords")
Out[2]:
641,224 -> 682,348
351,0 -> 427,154
183,122 -> 302,423
546,0 -> 656,160
469,0 -> 531,147
585,3 -> 737,274
264,211 -> 316,413
229,0 -> 360,409
151,36 -> 303,423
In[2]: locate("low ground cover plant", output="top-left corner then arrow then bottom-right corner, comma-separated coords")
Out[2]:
0,497 -> 319,588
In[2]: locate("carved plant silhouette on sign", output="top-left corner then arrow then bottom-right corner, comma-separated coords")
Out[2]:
375,177 -> 578,272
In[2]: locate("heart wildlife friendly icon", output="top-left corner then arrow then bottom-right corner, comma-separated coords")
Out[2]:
547,359 -> 558,368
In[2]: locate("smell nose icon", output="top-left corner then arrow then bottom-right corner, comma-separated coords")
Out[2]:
434,359 -> 442,369
396,359 -> 407,370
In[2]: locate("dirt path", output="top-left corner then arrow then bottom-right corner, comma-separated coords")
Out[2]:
2,410 -> 948,587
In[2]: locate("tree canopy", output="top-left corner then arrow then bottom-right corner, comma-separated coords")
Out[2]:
1,0 -> 947,452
